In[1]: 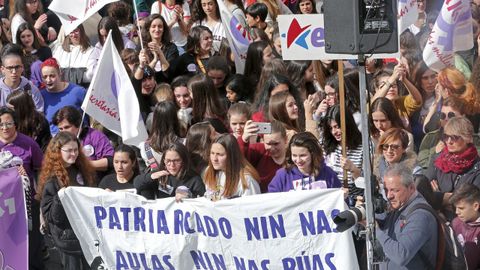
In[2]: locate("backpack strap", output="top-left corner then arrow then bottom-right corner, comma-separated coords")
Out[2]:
144,141 -> 160,172
405,203 -> 445,270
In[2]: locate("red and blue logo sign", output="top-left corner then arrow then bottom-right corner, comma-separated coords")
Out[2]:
282,18 -> 325,50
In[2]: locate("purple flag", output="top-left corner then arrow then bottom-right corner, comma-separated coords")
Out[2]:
0,167 -> 28,269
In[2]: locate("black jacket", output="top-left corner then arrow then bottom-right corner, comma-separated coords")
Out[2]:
134,171 -> 205,200
426,155 -> 480,217
40,175 -> 83,254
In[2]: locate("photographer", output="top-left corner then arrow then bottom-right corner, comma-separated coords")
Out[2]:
375,164 -> 438,269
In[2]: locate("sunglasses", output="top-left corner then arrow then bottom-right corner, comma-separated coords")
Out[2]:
442,134 -> 462,142
381,143 -> 401,151
440,111 -> 456,120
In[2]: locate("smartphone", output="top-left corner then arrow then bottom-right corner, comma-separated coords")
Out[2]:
254,122 -> 272,134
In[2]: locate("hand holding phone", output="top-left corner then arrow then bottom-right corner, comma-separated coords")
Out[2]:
254,122 -> 272,134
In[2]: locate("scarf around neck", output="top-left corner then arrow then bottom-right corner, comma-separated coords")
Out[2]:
434,144 -> 478,174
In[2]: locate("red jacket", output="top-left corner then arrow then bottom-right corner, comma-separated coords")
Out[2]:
237,136 -> 282,193
452,217 -> 480,270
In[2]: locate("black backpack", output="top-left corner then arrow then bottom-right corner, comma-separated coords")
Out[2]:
406,203 -> 467,270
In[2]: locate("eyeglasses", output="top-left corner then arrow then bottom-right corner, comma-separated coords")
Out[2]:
381,143 -> 401,151
440,112 -> 456,120
61,148 -> 79,154
3,65 -> 23,73
0,122 -> 14,129
442,134 -> 462,143
165,159 -> 182,165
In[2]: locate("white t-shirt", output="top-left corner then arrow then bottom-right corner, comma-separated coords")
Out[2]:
51,41 -> 95,83
204,171 -> 260,200
151,2 -> 191,47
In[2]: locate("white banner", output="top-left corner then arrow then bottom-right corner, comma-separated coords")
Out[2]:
59,187 -> 359,270
397,0 -> 419,33
422,0 -> 473,72
49,0 -> 119,34
81,32 -> 148,147
278,14 -> 400,60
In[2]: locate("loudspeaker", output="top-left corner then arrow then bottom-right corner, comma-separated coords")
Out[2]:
323,0 -> 398,54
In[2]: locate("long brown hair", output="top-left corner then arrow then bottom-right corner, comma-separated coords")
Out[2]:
62,25 -> 91,53
269,91 -> 300,132
188,73 -> 226,123
36,132 -> 95,200
204,134 -> 259,198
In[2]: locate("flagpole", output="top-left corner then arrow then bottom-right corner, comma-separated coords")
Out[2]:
78,109 -> 87,138
132,0 -> 144,50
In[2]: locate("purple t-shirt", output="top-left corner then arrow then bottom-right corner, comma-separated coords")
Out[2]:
80,127 -> 114,161
0,132 -> 43,180
268,163 -> 341,193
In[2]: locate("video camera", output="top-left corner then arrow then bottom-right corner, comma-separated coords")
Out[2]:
333,177 -> 388,232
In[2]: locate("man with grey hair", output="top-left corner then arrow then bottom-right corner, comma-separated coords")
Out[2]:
375,163 -> 438,269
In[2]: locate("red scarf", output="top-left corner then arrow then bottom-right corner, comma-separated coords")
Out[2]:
434,144 -> 478,174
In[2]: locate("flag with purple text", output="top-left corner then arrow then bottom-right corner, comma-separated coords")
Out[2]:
49,0 -> 119,34
82,32 -> 148,147
397,0 -> 419,33
217,0 -> 252,74
422,0 -> 473,72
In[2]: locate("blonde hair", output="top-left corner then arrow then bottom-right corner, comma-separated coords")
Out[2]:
443,116 -> 474,144
154,83 -> 174,103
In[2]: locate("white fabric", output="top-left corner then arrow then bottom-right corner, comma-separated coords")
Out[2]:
204,171 -> 260,200
422,0 -> 473,72
59,187 -> 359,269
51,41 -> 95,82
399,0 -> 419,34
218,0 -> 252,73
81,32 -> 147,147
10,14 -> 26,44
48,0 -> 118,34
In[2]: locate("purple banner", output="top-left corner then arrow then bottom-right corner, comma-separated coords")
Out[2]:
0,167 -> 28,269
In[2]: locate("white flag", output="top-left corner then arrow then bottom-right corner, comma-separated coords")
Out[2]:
217,0 -> 252,74
422,0 -> 473,72
397,0 -> 419,33
49,0 -> 118,35
81,32 -> 148,147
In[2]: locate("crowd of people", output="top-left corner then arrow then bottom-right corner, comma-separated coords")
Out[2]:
0,0 -> 480,269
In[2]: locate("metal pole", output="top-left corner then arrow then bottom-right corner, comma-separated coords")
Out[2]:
358,55 -> 375,270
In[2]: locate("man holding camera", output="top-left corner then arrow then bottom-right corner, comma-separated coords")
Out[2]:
375,164 -> 438,269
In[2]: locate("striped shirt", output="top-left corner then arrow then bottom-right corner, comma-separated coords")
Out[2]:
325,144 -> 364,197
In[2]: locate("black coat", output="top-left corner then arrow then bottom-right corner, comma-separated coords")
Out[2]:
134,171 -> 205,200
40,176 -> 82,255
426,155 -> 480,215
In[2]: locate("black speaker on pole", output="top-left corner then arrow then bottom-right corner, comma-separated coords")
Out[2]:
323,0 -> 398,54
